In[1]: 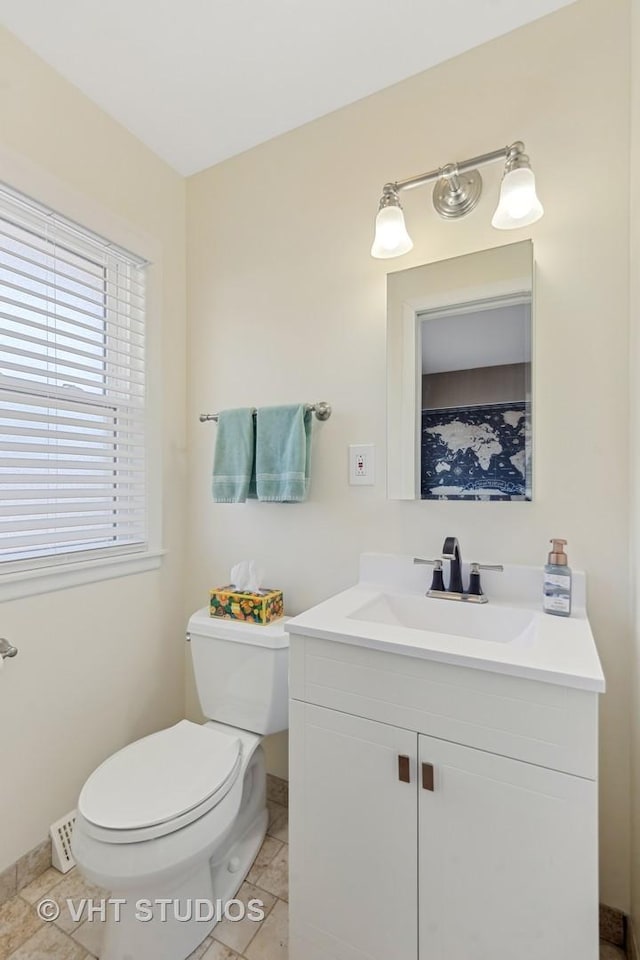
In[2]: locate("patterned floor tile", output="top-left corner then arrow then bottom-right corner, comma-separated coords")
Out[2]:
70,917 -> 105,958
253,846 -> 288,902
266,777 -> 288,808
185,934 -> 216,959
0,865 -> 17,909
212,881 -> 275,955
19,869 -> 64,907
0,896 -> 41,957
246,838 -> 283,886
201,940 -> 242,959
266,803 -> 285,831
266,804 -> 288,844
48,871 -> 104,934
244,899 -> 288,960
267,815 -> 288,845
8,921 -> 86,960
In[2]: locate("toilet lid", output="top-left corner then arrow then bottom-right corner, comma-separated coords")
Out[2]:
79,720 -> 241,830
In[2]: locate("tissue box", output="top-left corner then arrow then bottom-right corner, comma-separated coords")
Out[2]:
209,587 -> 284,625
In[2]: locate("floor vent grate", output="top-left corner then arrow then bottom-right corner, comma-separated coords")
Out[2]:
50,810 -> 76,873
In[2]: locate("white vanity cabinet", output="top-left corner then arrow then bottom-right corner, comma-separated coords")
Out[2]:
289,633 -> 599,960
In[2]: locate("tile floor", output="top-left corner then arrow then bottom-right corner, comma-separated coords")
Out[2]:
0,797 -> 627,960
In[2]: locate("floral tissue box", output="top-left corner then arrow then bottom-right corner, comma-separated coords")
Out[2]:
209,586 -> 284,625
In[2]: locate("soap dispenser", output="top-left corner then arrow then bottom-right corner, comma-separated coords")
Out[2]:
543,539 -> 572,617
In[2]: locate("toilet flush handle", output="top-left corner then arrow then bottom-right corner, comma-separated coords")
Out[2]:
185,632 -> 191,643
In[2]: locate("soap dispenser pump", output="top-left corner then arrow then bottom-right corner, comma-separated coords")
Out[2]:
543,538 -> 572,617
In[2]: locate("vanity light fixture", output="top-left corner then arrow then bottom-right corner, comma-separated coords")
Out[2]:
371,141 -> 543,259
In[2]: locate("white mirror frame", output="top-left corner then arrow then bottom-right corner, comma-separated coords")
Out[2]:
386,241 -> 534,500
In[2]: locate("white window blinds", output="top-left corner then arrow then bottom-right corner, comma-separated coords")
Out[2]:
0,185 -> 148,570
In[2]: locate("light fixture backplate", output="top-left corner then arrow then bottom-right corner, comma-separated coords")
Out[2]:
432,169 -> 482,220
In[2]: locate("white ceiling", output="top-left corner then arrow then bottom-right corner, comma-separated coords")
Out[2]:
0,0 -> 574,176
421,303 -> 531,375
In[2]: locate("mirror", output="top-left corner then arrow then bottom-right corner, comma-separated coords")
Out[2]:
387,241 -> 533,500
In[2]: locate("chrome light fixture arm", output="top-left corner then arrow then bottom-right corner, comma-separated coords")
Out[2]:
392,142 -> 517,194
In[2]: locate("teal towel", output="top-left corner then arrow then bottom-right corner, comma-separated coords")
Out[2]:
212,408 -> 255,503
256,404 -> 312,502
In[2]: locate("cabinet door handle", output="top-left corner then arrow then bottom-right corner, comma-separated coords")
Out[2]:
422,762 -> 435,791
398,754 -> 411,783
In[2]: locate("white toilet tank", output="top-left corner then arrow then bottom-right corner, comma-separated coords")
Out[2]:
187,607 -> 289,735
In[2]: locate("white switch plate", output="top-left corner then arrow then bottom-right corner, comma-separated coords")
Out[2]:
349,444 -> 375,485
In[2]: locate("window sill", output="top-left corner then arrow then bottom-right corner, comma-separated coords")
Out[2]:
0,549 -> 167,602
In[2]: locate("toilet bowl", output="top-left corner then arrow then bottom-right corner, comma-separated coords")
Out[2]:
72,610 -> 289,960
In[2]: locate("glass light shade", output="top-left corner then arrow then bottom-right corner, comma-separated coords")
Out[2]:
371,204 -> 413,259
491,167 -> 544,230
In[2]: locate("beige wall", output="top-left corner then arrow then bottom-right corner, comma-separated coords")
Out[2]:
187,0 -> 632,909
422,362 -> 528,409
0,29 -> 187,870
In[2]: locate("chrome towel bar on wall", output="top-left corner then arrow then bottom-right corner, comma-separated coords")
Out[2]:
199,401 -> 332,423
0,638 -> 18,660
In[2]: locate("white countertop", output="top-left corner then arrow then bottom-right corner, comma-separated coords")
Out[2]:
285,554 -> 605,693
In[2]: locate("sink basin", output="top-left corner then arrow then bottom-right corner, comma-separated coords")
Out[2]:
348,592 -> 537,644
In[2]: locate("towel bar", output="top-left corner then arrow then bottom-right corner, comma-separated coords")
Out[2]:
200,401 -> 331,423
0,638 -> 17,660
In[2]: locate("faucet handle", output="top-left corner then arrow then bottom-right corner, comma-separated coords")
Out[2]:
468,562 -> 504,598
414,558 -> 445,593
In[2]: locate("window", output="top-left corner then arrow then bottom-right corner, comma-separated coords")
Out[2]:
0,185 -> 149,574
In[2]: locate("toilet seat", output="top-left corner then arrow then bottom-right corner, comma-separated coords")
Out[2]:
78,720 -> 242,843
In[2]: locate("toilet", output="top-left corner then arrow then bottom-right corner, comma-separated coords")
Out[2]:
72,608 -> 289,960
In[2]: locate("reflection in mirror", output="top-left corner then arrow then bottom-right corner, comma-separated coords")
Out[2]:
387,241 -> 533,501
420,294 -> 531,500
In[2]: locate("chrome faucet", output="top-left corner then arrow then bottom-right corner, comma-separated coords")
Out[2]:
413,537 -> 504,603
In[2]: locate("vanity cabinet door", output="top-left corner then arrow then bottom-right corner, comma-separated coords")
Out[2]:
289,701 -> 418,960
418,734 -> 598,960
